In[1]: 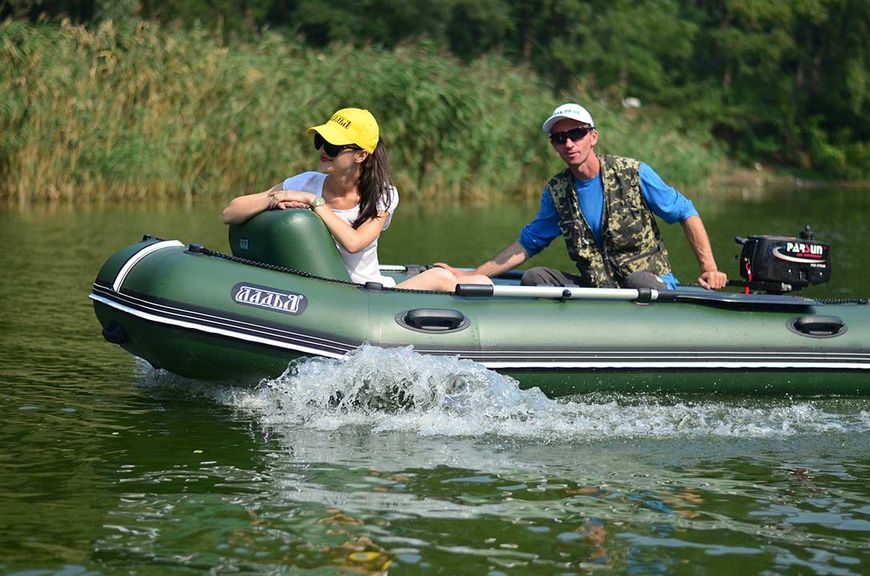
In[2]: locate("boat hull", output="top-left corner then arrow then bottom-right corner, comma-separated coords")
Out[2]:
91,237 -> 870,396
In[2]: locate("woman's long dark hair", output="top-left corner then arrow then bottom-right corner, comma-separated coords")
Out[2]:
352,138 -> 393,229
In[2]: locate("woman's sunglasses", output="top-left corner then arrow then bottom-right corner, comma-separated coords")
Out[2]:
549,126 -> 594,145
314,133 -> 361,158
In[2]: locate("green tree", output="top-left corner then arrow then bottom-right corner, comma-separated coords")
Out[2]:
685,0 -> 869,175
138,0 -> 275,37
446,0 -> 514,60
1,0 -> 96,20
581,0 -> 697,102
789,0 -> 870,175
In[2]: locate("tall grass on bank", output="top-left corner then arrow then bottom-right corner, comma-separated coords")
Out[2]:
1,19 -> 725,203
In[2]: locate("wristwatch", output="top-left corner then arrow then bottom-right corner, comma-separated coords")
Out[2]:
310,196 -> 326,209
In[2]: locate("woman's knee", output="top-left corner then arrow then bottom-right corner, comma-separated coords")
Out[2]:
423,267 -> 457,290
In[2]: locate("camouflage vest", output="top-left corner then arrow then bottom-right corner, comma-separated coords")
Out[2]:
547,154 -> 672,287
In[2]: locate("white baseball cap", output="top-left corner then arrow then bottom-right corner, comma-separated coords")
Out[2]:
542,103 -> 595,134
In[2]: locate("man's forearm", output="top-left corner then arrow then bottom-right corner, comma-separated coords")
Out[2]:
681,215 -> 718,272
681,215 -> 728,289
473,241 -> 530,277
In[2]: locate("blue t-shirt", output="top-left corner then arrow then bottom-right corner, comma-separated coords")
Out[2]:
518,163 -> 698,288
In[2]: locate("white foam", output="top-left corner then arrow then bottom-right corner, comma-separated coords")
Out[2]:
138,345 -> 870,441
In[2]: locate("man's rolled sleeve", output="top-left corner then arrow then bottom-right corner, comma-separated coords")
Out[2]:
639,163 -> 698,224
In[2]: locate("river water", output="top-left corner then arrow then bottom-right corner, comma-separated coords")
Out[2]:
1,187 -> 869,574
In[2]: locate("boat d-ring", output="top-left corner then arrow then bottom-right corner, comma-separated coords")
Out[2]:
787,314 -> 847,338
396,308 -> 469,333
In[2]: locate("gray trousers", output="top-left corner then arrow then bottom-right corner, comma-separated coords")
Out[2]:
520,267 -> 668,290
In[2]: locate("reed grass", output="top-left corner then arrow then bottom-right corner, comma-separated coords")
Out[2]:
0,19 -> 725,203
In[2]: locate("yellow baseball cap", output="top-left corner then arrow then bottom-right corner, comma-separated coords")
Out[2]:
306,108 -> 380,153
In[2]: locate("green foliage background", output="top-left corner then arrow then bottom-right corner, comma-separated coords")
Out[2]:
0,19 -> 725,202
1,0 -> 868,202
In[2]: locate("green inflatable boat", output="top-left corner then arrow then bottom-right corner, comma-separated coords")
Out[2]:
91,209 -> 870,396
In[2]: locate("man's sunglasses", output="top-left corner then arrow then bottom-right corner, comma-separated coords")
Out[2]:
314,133 -> 361,157
549,126 -> 594,145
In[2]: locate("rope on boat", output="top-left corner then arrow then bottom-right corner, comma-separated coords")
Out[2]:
682,280 -> 868,305
188,244 -> 451,296
814,297 -> 869,305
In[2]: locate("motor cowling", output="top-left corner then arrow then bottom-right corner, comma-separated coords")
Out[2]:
735,225 -> 830,293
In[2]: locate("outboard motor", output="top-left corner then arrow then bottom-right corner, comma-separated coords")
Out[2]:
734,225 -> 831,294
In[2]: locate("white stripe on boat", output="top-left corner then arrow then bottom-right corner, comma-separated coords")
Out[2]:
90,293 -> 347,359
91,283 -> 353,354
112,240 -> 185,292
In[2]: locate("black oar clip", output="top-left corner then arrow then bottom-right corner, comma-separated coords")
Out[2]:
454,284 -> 494,297
634,288 -> 654,304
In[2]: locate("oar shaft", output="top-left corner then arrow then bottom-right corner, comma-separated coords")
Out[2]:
455,283 -> 659,302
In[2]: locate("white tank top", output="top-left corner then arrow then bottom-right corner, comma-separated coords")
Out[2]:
282,171 -> 399,287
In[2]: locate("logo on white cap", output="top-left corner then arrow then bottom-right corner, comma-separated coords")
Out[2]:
542,103 -> 595,134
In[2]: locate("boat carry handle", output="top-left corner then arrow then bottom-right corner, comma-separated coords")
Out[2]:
401,308 -> 468,332
788,314 -> 846,338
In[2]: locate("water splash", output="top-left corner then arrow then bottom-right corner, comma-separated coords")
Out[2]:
139,345 -> 870,440
244,345 -> 556,436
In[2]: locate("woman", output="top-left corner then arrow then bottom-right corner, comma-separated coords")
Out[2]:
222,107 -> 490,291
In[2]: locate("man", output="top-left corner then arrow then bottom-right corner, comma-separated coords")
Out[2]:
443,102 -> 728,290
